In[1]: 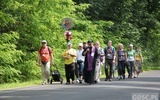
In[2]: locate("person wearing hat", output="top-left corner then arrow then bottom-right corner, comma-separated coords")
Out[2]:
82,40 -> 98,84
36,40 -> 54,85
62,42 -> 77,85
76,43 -> 85,83
126,44 -> 135,78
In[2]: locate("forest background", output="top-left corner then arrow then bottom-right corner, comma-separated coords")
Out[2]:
0,0 -> 159,84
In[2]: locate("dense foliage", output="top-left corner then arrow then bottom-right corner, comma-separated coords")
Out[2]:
0,0 -> 159,83
73,0 -> 160,65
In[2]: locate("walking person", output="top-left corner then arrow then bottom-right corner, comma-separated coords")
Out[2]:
134,46 -> 143,78
76,43 -> 85,83
83,41 -> 88,50
116,43 -> 127,80
104,40 -> 116,81
112,54 -> 117,78
75,61 -> 79,83
36,40 -> 54,85
126,44 -> 135,78
94,41 -> 104,83
62,42 -> 77,85
82,40 -> 98,84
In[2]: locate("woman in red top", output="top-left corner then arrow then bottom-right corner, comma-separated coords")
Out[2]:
36,40 -> 54,85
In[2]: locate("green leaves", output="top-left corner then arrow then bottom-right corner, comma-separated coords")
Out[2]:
0,0 -> 159,83
0,66 -> 21,83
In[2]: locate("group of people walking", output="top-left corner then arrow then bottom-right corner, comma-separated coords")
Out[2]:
62,40 -> 104,84
36,40 -> 143,85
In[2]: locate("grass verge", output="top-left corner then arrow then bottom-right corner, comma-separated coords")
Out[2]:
143,66 -> 160,71
0,80 -> 42,91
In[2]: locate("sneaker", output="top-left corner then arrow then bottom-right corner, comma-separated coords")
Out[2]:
130,77 -> 132,79
109,79 -> 112,82
76,79 -> 79,83
42,83 -> 45,85
66,82 -> 70,85
72,81 -> 75,84
133,76 -> 136,78
42,81 -> 46,85
128,75 -> 132,79
97,79 -> 100,82
105,78 -> 108,81
94,80 -> 97,84
119,76 -> 122,80
79,80 -> 82,84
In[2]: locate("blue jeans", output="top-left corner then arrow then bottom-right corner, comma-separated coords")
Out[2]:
77,60 -> 84,76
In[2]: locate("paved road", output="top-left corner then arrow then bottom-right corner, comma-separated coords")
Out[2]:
0,70 -> 160,100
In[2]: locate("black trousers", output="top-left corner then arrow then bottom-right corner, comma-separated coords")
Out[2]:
105,60 -> 113,79
124,61 -> 130,76
118,61 -> 125,76
128,61 -> 134,77
74,63 -> 79,79
84,70 -> 94,84
65,63 -> 75,83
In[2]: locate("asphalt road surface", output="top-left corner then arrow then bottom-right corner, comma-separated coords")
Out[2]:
0,70 -> 160,100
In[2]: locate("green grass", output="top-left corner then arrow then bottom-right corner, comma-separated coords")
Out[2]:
0,80 -> 42,91
0,75 -> 107,91
143,66 -> 160,71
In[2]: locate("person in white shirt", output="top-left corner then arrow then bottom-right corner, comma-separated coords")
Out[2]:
76,43 -> 85,83
94,41 -> 104,83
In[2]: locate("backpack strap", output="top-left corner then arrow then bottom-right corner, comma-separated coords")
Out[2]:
47,46 -> 52,55
39,46 -> 52,55
138,51 -> 141,56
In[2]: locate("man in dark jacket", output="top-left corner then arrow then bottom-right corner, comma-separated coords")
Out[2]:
82,40 -> 98,84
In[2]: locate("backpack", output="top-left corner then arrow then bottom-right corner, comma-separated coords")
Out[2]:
105,46 -> 115,60
98,47 -> 104,62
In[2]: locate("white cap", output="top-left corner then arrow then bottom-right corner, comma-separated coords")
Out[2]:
129,44 -> 133,46
42,40 -> 47,43
78,43 -> 83,47
67,42 -> 72,46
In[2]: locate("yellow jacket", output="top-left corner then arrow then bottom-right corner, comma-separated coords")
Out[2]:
63,48 -> 76,64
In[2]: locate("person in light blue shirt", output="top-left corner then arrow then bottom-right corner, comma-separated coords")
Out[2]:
127,44 -> 135,78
